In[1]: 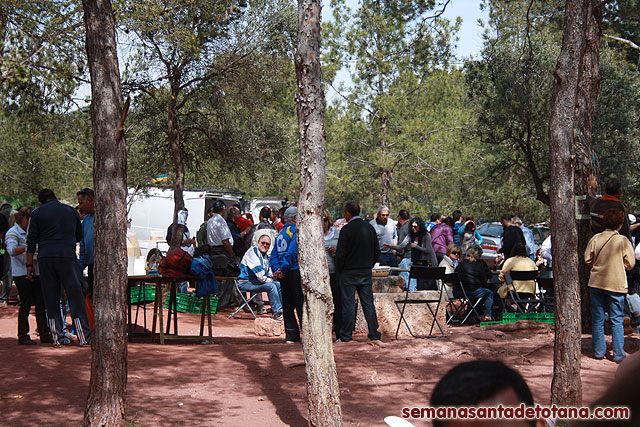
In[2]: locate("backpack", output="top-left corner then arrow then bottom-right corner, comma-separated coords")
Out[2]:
158,247 -> 193,277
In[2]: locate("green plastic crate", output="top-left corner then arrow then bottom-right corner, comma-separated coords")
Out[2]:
502,312 -> 555,324
130,284 -> 156,304
165,292 -> 218,314
481,312 -> 555,326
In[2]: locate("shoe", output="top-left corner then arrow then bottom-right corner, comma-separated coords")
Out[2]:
40,337 -> 54,344
55,337 -> 72,347
18,338 -> 37,345
335,338 -> 351,343
285,340 -> 300,344
273,313 -> 283,322
257,307 -> 268,315
481,316 -> 493,322
0,300 -> 7,306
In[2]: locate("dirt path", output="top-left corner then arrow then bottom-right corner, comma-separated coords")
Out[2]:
0,304 -> 630,426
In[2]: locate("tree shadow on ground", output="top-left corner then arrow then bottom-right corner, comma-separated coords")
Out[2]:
218,343 -> 309,426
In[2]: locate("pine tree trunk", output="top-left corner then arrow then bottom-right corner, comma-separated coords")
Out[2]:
295,0 -> 343,424
81,0 -> 128,424
548,0 -> 590,407
575,0 -> 603,334
167,86 -> 186,250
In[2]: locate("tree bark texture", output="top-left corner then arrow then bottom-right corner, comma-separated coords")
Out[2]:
81,0 -> 128,425
574,0 -> 603,334
168,84 -> 186,250
295,0 -> 343,425
548,0 -> 590,407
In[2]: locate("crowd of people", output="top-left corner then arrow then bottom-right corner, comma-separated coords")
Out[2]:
0,188 -> 94,346
1,175 -> 639,360
197,199 -> 542,342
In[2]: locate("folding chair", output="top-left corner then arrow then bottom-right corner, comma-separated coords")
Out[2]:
536,270 -> 554,312
503,270 -> 543,313
394,266 -> 446,339
228,280 -> 259,319
442,272 -> 483,325
441,276 -> 463,325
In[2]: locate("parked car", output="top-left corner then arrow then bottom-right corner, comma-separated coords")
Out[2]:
477,222 -> 551,269
531,224 -> 550,255
476,222 -> 502,269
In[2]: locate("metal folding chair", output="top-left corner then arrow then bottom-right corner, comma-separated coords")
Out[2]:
228,280 -> 259,319
442,272 -> 483,325
504,270 -> 543,313
394,266 -> 446,339
536,270 -> 554,312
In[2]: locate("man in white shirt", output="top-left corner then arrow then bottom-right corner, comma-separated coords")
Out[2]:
369,206 -> 397,267
538,235 -> 552,268
206,200 -> 235,260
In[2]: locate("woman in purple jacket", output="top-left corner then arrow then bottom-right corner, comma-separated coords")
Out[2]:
431,217 -> 454,264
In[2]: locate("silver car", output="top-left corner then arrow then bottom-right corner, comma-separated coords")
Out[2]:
476,222 -> 551,269
476,222 -> 503,269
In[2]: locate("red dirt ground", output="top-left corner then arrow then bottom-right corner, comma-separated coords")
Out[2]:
0,301 -> 635,426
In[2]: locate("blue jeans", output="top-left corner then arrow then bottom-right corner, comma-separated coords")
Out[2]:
398,258 -> 416,291
378,253 -> 397,268
238,279 -> 282,314
339,270 -> 381,341
467,287 -> 494,318
590,287 -> 626,361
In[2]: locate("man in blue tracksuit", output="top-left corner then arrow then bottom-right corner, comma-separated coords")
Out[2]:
270,207 -> 303,343
77,188 -> 95,296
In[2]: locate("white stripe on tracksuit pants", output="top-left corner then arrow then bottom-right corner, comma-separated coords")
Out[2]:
39,258 -> 91,345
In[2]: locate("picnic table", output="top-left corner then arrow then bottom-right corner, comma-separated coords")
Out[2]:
127,274 -> 236,344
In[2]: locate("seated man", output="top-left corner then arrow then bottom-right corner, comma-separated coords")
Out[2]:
237,232 -> 283,321
430,360 -> 539,426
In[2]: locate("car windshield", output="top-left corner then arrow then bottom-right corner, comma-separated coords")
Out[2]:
477,223 -> 503,238
532,226 -> 550,245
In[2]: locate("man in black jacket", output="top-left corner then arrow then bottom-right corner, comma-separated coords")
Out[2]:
26,189 -> 91,346
499,215 -> 525,261
335,201 -> 381,342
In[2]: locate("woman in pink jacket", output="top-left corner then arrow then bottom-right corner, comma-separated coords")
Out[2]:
430,217 -> 454,264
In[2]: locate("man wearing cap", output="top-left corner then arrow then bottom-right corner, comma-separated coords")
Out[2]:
270,206 -> 303,343
207,200 -> 235,259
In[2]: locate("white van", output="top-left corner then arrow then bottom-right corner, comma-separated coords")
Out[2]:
127,187 -> 245,254
249,197 -> 285,222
